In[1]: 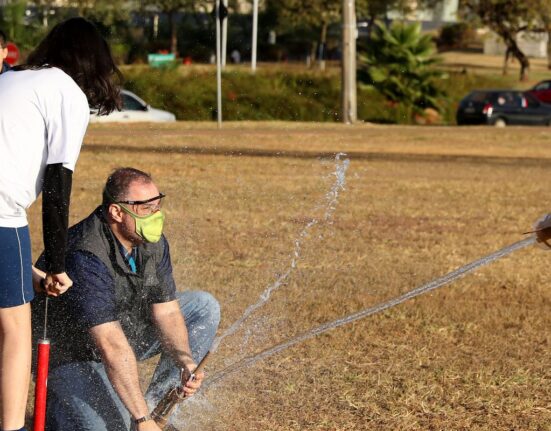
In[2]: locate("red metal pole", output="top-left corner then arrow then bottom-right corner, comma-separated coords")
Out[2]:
33,296 -> 50,431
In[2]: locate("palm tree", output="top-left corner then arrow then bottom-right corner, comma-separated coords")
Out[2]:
358,21 -> 447,122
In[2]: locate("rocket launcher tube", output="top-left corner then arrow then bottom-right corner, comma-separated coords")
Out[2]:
151,352 -> 211,429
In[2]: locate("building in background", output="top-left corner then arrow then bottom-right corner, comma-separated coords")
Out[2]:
389,0 -> 459,30
484,31 -> 548,59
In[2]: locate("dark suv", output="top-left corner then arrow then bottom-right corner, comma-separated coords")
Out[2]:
456,90 -> 551,126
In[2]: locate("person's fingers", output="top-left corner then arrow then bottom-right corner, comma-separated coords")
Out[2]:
45,281 -> 64,295
46,288 -> 59,297
183,387 -> 197,397
46,278 -> 72,295
34,278 -> 47,293
56,284 -> 70,294
185,379 -> 201,390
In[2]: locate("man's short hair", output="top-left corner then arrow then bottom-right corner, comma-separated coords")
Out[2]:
0,30 -> 6,49
102,167 -> 153,207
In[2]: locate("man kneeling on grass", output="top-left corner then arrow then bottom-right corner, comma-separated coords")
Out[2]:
32,167 -> 220,431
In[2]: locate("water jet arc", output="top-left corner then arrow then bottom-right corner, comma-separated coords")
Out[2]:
206,236 -> 535,387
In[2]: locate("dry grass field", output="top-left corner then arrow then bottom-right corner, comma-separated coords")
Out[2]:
26,122 -> 550,430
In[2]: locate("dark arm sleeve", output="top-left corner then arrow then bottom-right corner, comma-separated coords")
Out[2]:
42,163 -> 73,273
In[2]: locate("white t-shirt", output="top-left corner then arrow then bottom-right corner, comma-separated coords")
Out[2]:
0,67 -> 89,227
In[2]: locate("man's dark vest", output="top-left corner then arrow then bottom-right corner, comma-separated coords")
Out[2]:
68,206 -> 167,352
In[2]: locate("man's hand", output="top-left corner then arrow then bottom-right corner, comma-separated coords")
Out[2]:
181,365 -> 204,398
137,420 -> 162,431
533,213 -> 551,249
44,272 -> 73,296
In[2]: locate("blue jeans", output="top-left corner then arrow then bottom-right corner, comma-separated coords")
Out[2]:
45,291 -> 220,431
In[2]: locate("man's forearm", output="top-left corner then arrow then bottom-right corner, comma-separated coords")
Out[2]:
151,301 -> 195,370
102,343 -> 150,419
91,324 -> 150,420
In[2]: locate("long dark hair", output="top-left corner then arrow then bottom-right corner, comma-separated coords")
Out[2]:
20,17 -> 122,115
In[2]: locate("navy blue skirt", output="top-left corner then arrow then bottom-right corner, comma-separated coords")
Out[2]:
0,226 -> 34,307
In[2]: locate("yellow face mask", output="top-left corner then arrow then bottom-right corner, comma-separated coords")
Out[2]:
119,205 -> 165,243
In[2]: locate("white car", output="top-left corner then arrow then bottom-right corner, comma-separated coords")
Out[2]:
90,90 -> 176,123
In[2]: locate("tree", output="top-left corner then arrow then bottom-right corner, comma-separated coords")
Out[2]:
69,0 -> 132,33
0,1 -> 47,51
141,0 -> 197,55
269,0 -> 412,69
532,0 -> 551,70
463,0 -> 536,81
358,21 -> 447,121
270,0 -> 341,69
361,0 -> 412,35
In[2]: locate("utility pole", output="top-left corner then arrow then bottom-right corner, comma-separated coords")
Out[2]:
341,0 -> 357,124
251,0 -> 259,72
216,0 -> 223,128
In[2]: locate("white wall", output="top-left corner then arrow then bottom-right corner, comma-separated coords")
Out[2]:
484,31 -> 548,59
388,0 -> 459,23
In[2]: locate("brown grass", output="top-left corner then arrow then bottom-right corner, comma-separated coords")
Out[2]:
27,122 -> 550,430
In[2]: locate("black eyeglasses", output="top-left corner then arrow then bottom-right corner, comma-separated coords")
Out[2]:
116,193 -> 166,206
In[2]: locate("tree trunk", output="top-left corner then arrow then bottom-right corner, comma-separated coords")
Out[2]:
366,15 -> 376,39
500,30 -> 530,81
318,21 -> 328,71
169,10 -> 178,56
547,29 -> 551,70
502,47 -> 511,75
511,42 -> 530,81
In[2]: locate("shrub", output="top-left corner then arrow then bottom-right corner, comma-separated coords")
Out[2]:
121,66 -> 518,125
438,23 -> 478,51
358,21 -> 448,121
123,67 -> 343,121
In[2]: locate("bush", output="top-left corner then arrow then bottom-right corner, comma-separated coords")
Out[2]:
121,66 -> 517,125
358,22 -> 447,121
123,67 -> 342,121
438,23 -> 477,51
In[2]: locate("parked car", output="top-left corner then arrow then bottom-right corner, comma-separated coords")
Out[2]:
456,90 -> 551,127
90,90 -> 176,123
528,80 -> 551,104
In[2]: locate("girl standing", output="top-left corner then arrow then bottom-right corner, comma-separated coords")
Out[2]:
0,18 -> 121,431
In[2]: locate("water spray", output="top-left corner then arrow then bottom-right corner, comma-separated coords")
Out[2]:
205,236 -> 536,388
33,295 -> 50,431
153,234 -> 539,427
151,352 -> 212,429
212,153 -> 350,352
